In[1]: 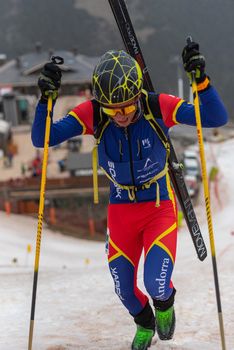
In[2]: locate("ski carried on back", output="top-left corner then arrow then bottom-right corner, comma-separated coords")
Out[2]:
108,0 -> 207,261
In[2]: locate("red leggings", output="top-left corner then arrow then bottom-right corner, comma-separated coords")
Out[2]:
106,200 -> 177,316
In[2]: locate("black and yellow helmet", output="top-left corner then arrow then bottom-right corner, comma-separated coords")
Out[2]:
92,50 -> 143,105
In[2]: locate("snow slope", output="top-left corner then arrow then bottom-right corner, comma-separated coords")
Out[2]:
0,139 -> 234,350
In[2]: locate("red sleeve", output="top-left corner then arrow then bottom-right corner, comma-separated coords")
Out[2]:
69,100 -> 94,135
159,94 -> 183,128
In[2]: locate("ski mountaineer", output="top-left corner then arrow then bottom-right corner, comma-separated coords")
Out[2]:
31,41 -> 228,350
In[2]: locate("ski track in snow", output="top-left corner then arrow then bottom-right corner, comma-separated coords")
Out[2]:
0,139 -> 234,350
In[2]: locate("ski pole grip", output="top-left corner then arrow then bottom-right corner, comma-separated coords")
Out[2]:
51,55 -> 64,65
186,36 -> 193,45
186,36 -> 196,77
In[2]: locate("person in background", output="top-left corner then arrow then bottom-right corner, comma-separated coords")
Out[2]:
21,162 -> 26,177
30,150 -> 42,177
31,41 -> 228,350
5,131 -> 17,168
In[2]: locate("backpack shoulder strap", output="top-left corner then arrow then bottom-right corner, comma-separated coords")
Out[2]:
142,89 -> 162,119
92,99 -> 110,141
141,89 -> 169,146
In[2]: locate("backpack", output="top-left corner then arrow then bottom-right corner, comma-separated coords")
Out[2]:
92,89 -> 170,206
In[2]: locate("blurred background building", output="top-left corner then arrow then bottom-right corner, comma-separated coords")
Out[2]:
0,0 -> 233,238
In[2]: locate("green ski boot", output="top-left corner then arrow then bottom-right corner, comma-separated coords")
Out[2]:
153,288 -> 176,340
132,302 -> 155,350
131,325 -> 154,350
155,305 -> 175,340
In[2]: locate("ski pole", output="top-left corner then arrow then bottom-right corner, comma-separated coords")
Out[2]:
187,36 -> 226,350
28,56 -> 64,350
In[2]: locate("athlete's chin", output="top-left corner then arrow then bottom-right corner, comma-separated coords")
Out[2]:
115,120 -> 132,127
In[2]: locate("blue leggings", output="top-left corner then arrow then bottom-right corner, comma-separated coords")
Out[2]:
106,200 -> 177,316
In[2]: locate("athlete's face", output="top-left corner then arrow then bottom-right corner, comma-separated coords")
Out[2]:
101,97 -> 140,127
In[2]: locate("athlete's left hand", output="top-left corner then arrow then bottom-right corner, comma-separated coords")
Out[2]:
182,41 -> 206,83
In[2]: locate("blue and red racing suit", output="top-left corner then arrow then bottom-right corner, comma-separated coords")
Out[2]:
32,86 -> 228,316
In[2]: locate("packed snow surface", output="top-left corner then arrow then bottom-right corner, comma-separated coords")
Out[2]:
0,139 -> 234,350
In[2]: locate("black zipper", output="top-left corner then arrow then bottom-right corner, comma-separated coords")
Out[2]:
124,127 -> 137,202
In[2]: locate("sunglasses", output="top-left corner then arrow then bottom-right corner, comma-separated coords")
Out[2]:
101,103 -> 137,117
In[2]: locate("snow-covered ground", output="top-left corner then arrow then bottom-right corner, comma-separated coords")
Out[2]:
0,139 -> 234,350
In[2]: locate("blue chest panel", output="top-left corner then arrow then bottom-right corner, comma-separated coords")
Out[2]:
97,116 -> 170,203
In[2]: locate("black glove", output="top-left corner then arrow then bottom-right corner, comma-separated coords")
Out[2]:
182,41 -> 207,84
38,62 -> 62,102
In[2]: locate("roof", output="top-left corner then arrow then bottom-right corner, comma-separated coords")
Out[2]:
0,50 -> 99,87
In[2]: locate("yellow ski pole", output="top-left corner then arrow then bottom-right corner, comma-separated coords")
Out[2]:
28,56 -> 64,350
187,37 -> 226,350
28,93 -> 52,350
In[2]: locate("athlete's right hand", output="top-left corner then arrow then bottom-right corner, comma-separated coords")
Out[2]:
38,62 -> 62,102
